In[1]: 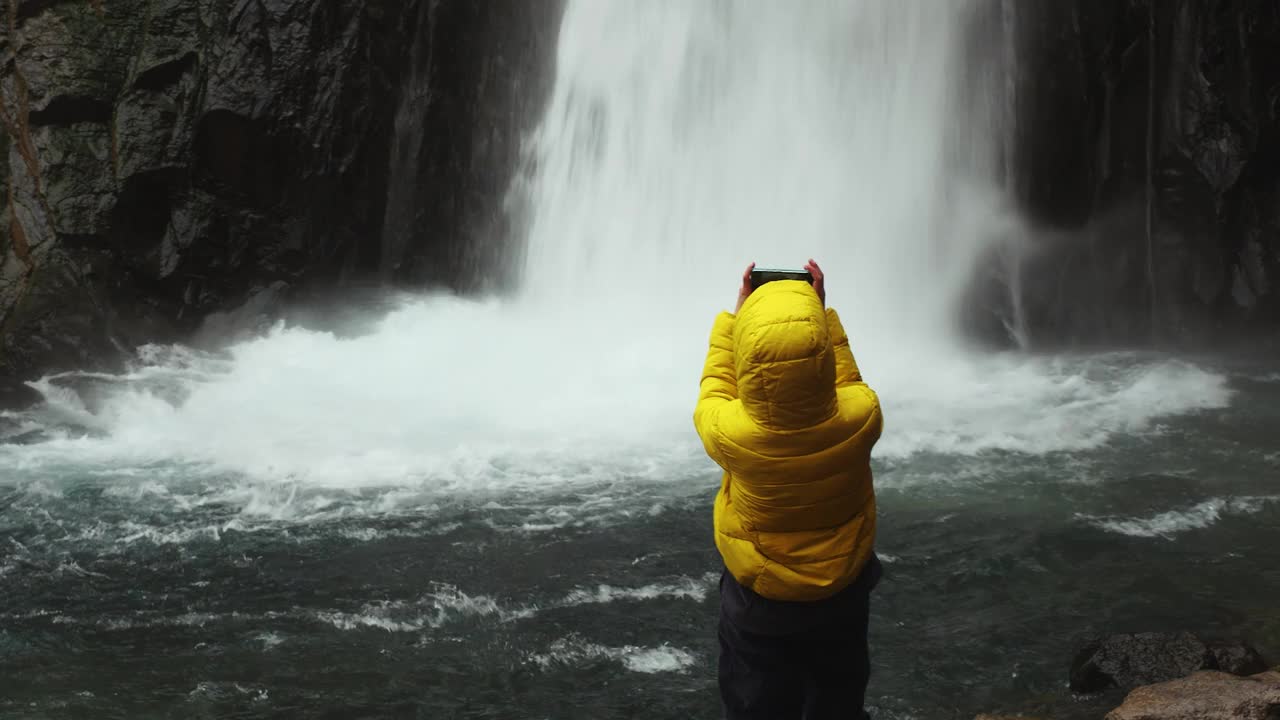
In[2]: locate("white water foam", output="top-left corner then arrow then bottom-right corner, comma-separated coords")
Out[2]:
187,682 -> 269,703
1080,496 -> 1280,539
255,632 -> 286,650
1,298 -> 1233,494
872,352 -> 1232,457
316,583 -> 535,634
313,573 -> 718,634
561,573 -> 718,606
526,636 -> 697,674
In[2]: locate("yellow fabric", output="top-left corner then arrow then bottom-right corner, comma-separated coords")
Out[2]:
693,280 -> 883,602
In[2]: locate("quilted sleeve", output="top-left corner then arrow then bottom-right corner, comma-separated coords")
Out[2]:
693,311 -> 737,461
825,307 -> 863,387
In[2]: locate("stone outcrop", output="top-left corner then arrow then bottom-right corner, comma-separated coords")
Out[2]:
1071,632 -> 1270,694
972,0 -> 1280,347
1105,670 -> 1280,720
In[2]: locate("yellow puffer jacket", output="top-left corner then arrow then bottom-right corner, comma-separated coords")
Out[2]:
693,280 -> 883,602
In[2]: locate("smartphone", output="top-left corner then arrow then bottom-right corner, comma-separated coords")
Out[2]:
749,267 -> 814,290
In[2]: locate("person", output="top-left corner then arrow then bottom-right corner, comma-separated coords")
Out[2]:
693,259 -> 884,720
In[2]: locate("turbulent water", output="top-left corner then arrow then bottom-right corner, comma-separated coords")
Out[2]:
3,1 -> 1279,718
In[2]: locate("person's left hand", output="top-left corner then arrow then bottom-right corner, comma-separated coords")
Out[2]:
734,262 -> 756,314
805,258 -> 826,307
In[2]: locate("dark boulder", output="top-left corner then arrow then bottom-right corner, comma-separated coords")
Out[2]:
1208,639 -> 1273,677
1071,632 -> 1271,694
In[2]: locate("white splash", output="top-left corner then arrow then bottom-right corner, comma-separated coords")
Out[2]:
316,584 -> 536,633
561,573 -> 718,606
313,574 -> 718,634
255,632 -> 286,650
1080,496 -> 1280,539
526,636 -> 697,674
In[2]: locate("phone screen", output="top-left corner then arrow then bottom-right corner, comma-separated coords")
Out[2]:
750,268 -> 814,290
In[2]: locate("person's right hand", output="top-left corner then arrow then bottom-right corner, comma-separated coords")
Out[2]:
805,258 -> 826,307
734,262 -> 756,314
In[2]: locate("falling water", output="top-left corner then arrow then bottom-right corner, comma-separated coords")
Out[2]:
518,0 -> 1001,351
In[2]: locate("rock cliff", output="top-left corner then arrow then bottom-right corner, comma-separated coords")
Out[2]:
0,0 -> 562,405
978,0 -> 1280,346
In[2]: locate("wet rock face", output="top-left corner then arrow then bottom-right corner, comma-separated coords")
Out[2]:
1070,632 -> 1270,694
0,0 -> 563,399
379,0 -> 565,292
1071,632 -> 1216,694
982,0 -> 1280,347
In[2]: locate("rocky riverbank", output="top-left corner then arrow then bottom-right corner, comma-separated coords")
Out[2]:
979,632 -> 1279,719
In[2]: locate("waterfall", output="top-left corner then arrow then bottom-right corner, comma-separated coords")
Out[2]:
1,0 -> 1232,486
516,0 -> 1005,354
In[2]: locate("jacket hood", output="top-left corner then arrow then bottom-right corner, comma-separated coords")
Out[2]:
733,280 -> 837,430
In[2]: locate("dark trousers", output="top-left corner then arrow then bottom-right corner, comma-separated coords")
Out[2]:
717,573 -> 874,720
